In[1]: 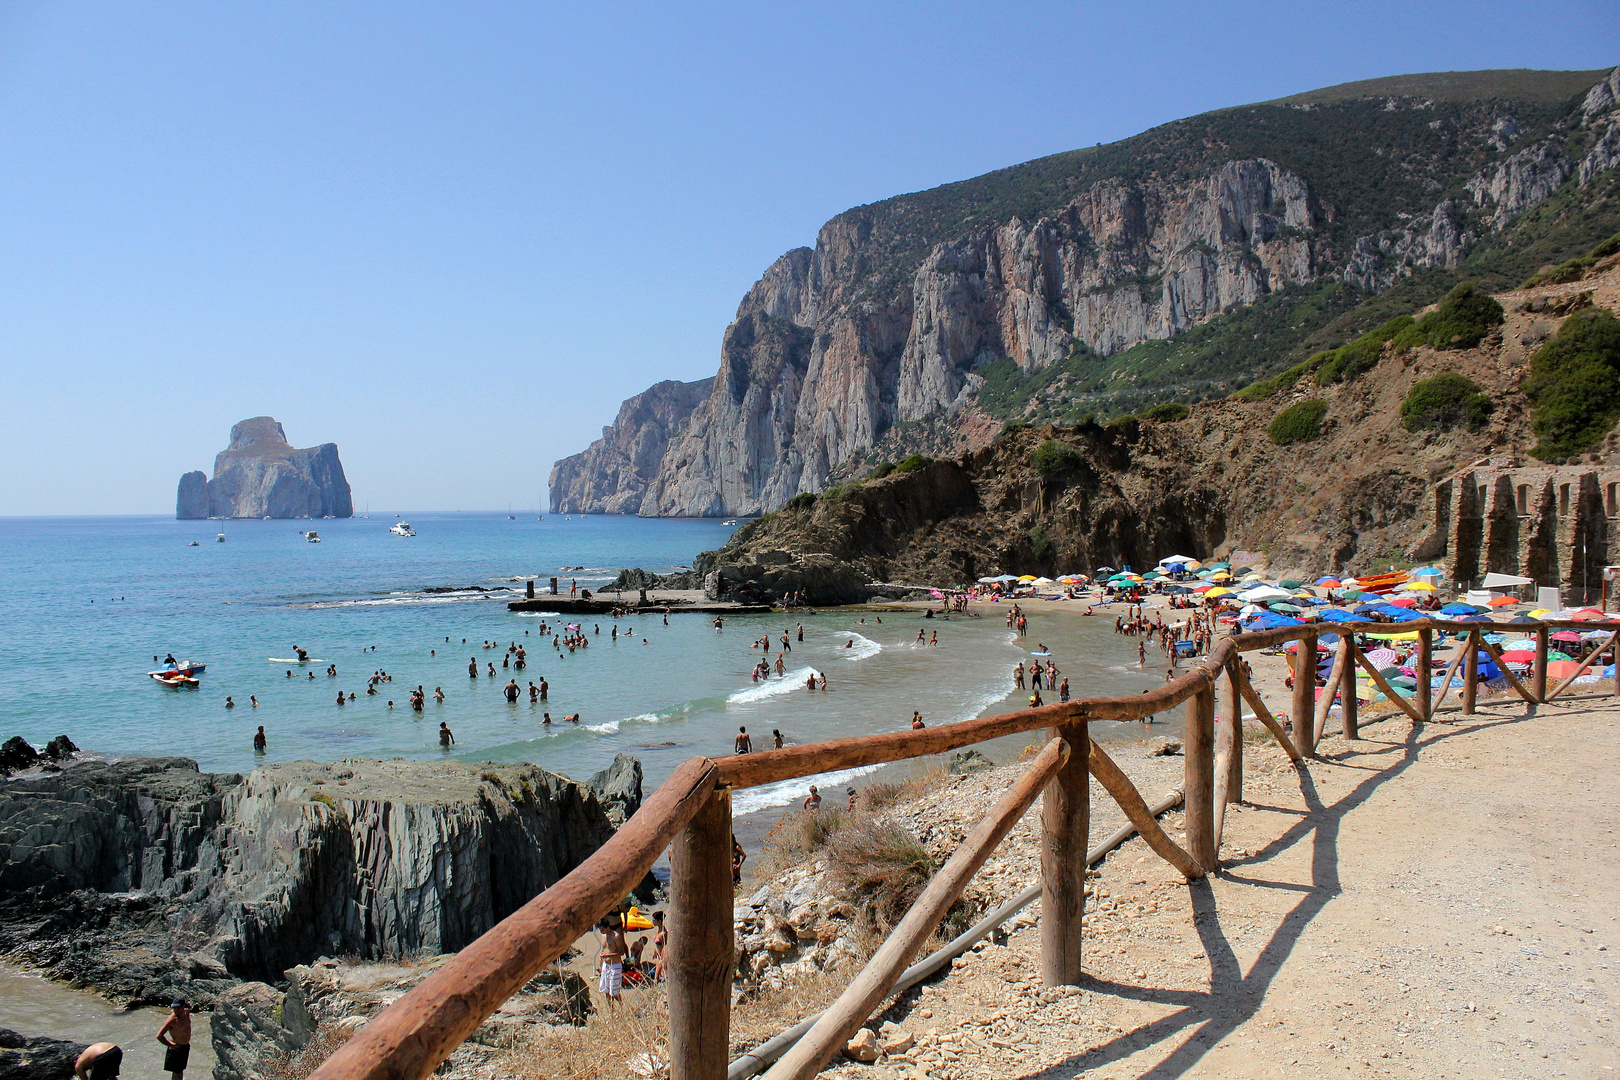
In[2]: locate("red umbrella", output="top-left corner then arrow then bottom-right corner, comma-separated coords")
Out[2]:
1551,630 -> 1584,643
1573,608 -> 1609,620
1499,649 -> 1537,663
1388,596 -> 1417,608
1487,595 -> 1519,607
1545,660 -> 1585,679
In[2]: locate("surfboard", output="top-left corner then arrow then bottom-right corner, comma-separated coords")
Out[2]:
269,658 -> 325,663
1029,651 -> 1052,656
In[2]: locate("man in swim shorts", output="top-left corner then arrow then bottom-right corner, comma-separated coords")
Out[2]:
734,726 -> 752,754
156,998 -> 191,1079
597,916 -> 625,1007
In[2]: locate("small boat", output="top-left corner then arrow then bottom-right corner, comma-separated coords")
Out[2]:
306,531 -> 322,543
390,522 -> 415,537
149,661 -> 206,677
188,541 -> 199,546
217,532 -> 226,542
722,519 -> 739,526
150,672 -> 199,688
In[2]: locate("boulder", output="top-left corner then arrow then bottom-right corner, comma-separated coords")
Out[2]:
0,738 -> 38,776
210,981 -> 299,1080
587,753 -> 644,827
844,1027 -> 880,1063
700,550 -> 869,606
41,736 -> 78,761
947,749 -> 994,775
0,1028 -> 87,1080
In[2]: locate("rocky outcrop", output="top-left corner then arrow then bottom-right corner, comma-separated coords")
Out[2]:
1467,142 -> 1573,227
176,470 -> 209,519
0,1029 -> 87,1080
549,378 -> 714,513
0,754 -> 643,1001
1340,199 -> 1474,291
176,417 -> 352,520
698,549 -> 872,606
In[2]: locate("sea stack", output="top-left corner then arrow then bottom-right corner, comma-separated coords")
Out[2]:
176,417 -> 353,519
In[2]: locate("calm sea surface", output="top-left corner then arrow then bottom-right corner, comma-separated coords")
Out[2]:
0,513 -> 1168,814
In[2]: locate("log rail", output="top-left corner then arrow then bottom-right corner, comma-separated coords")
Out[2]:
310,614 -> 1619,1080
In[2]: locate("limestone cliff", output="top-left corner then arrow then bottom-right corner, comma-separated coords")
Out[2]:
0,755 -> 642,998
175,417 -> 352,519
549,377 -> 713,513
557,68 -> 1620,517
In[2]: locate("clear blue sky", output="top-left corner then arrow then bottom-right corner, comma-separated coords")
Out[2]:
0,2 -> 1614,515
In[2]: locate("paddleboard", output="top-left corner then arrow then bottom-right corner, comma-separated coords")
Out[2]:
269,657 -> 325,663
1029,651 -> 1051,656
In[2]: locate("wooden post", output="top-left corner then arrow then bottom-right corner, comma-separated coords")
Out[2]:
1184,679 -> 1217,873
1341,635 -> 1360,740
1223,659 -> 1243,805
1463,629 -> 1479,715
1534,623 -> 1548,703
1040,724 -> 1089,986
1416,628 -> 1432,722
669,788 -> 733,1080
1292,635 -> 1319,756
1087,743 -> 1205,880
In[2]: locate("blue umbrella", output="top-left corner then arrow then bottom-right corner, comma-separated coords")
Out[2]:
1245,613 -> 1304,630
1318,609 -> 1361,623
1441,603 -> 1483,615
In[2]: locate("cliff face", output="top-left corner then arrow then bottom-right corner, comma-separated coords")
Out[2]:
175,417 -> 352,520
556,68 -> 1620,517
0,755 -> 640,997
549,378 -> 714,513
704,268 -> 1620,584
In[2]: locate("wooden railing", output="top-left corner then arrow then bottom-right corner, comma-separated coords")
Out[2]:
309,614 -> 1619,1080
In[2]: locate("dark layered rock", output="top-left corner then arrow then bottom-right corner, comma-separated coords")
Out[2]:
0,754 -> 643,1002
697,549 -> 871,606
0,1028 -> 87,1080
175,417 -> 352,520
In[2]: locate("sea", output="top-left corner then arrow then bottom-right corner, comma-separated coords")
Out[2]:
0,512 -> 1172,818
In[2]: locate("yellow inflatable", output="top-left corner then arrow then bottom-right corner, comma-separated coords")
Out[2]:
623,906 -> 654,931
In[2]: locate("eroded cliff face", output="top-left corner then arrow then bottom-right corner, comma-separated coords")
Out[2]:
556,69 -> 1620,518
549,378 -> 714,513
0,755 -> 640,999
175,417 -> 352,520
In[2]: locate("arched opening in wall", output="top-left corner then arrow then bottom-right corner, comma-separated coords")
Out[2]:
1486,477 -> 1521,574
1607,482 -> 1617,516
1561,484 -> 1571,516
1518,485 -> 1529,515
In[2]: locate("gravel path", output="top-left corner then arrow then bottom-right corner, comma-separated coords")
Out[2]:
821,699 -> 1619,1079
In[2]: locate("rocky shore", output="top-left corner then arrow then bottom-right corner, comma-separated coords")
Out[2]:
0,743 -> 650,1077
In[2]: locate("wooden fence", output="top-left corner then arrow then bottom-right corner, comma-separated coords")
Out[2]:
309,615 -> 1619,1080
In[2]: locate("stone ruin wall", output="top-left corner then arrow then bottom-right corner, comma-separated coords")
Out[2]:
1412,461 -> 1620,604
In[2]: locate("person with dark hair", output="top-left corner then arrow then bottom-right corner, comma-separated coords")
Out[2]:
734,726 -> 752,754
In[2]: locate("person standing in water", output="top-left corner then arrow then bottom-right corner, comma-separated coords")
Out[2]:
439,722 -> 455,747
734,726 -> 752,754
803,785 -> 822,810
253,726 -> 266,752
156,998 -> 191,1080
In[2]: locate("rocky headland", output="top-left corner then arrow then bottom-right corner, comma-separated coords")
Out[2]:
554,68 -> 1620,518
176,417 -> 353,519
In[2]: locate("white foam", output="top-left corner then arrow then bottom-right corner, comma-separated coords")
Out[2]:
731,763 -> 888,817
836,632 -> 881,660
586,719 -> 621,734
728,667 -> 818,704
513,611 -> 562,618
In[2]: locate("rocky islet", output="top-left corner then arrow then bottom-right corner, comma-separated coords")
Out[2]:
176,416 -> 352,520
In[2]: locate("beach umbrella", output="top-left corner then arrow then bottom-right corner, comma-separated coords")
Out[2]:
1209,571 -> 1233,580
1017,575 -> 1038,583
1572,607 -> 1608,620
1246,612 -> 1304,630
1278,579 -> 1302,589
1340,589 -> 1370,600
1605,665 -> 1617,678
1526,608 -> 1554,619
1582,628 -> 1613,639
1033,577 -> 1056,586
1316,609 -> 1359,624
1401,580 -> 1437,592
1411,566 -> 1445,578
1094,566 -> 1116,574
1547,650 -> 1574,661
1499,649 -> 1537,663
1057,576 -> 1083,584
1315,576 -> 1341,586
1207,561 -> 1230,570
1388,596 -> 1417,608
1545,660 -> 1584,679
1440,603 -> 1483,615
1268,602 -> 1304,614
1509,614 -> 1539,624
1205,587 -> 1233,597
1162,584 -> 1192,594
1365,647 -> 1399,667
1455,613 -> 1495,623
1551,630 -> 1584,643
1486,595 -> 1519,607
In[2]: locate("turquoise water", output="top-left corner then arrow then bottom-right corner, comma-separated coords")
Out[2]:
0,513 -> 1165,814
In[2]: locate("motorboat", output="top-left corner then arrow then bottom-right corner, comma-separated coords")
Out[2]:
216,532 -> 226,542
722,519 -> 739,526
149,661 -> 206,678
390,522 -> 415,537
306,531 -> 322,543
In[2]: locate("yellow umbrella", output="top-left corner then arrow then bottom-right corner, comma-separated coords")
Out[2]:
1210,571 -> 1232,580
1017,575 -> 1038,583
1402,580 -> 1436,592
1528,608 -> 1554,619
1205,587 -> 1233,597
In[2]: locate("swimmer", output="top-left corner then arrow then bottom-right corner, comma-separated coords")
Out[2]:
772,728 -> 783,748
439,721 -> 454,746
803,785 -> 821,810
543,712 -> 552,725
336,692 -> 345,706
434,686 -> 444,701
564,713 -> 580,723
225,696 -> 234,709
249,695 -> 258,708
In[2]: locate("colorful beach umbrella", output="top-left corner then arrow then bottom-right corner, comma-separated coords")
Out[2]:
1545,660 -> 1585,679
1401,580 -> 1437,592
1411,567 -> 1445,578
1486,595 -> 1519,607
1499,650 -> 1537,663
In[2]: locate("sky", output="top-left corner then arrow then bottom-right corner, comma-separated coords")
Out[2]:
0,2 -> 1615,515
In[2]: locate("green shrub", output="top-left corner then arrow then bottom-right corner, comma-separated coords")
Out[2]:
822,481 -> 864,501
866,461 -> 896,480
1524,307 -> 1620,459
786,492 -> 818,511
1267,399 -> 1328,445
1030,439 -> 1083,475
1143,402 -> 1190,422
1400,373 -> 1494,432
1590,230 -> 1620,260
999,421 -> 1029,438
1391,283 -> 1504,351
1234,358 -> 1317,400
1314,315 -> 1414,384
1524,230 -> 1620,287
1028,526 -> 1053,561
895,453 -> 931,474
758,808 -> 848,876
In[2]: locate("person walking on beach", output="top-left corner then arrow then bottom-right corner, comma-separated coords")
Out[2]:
596,916 -> 625,1008
253,726 -> 266,752
156,998 -> 191,1080
439,722 -> 455,747
74,1043 -> 122,1079
1059,676 -> 1070,702
734,726 -> 752,754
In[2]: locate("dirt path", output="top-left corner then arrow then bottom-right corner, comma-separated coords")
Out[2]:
830,698 -> 1619,1079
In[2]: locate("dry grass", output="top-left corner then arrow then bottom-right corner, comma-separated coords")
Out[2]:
258,1025 -> 353,1080
824,815 -> 938,929
494,982 -> 672,1079
756,807 -> 846,876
